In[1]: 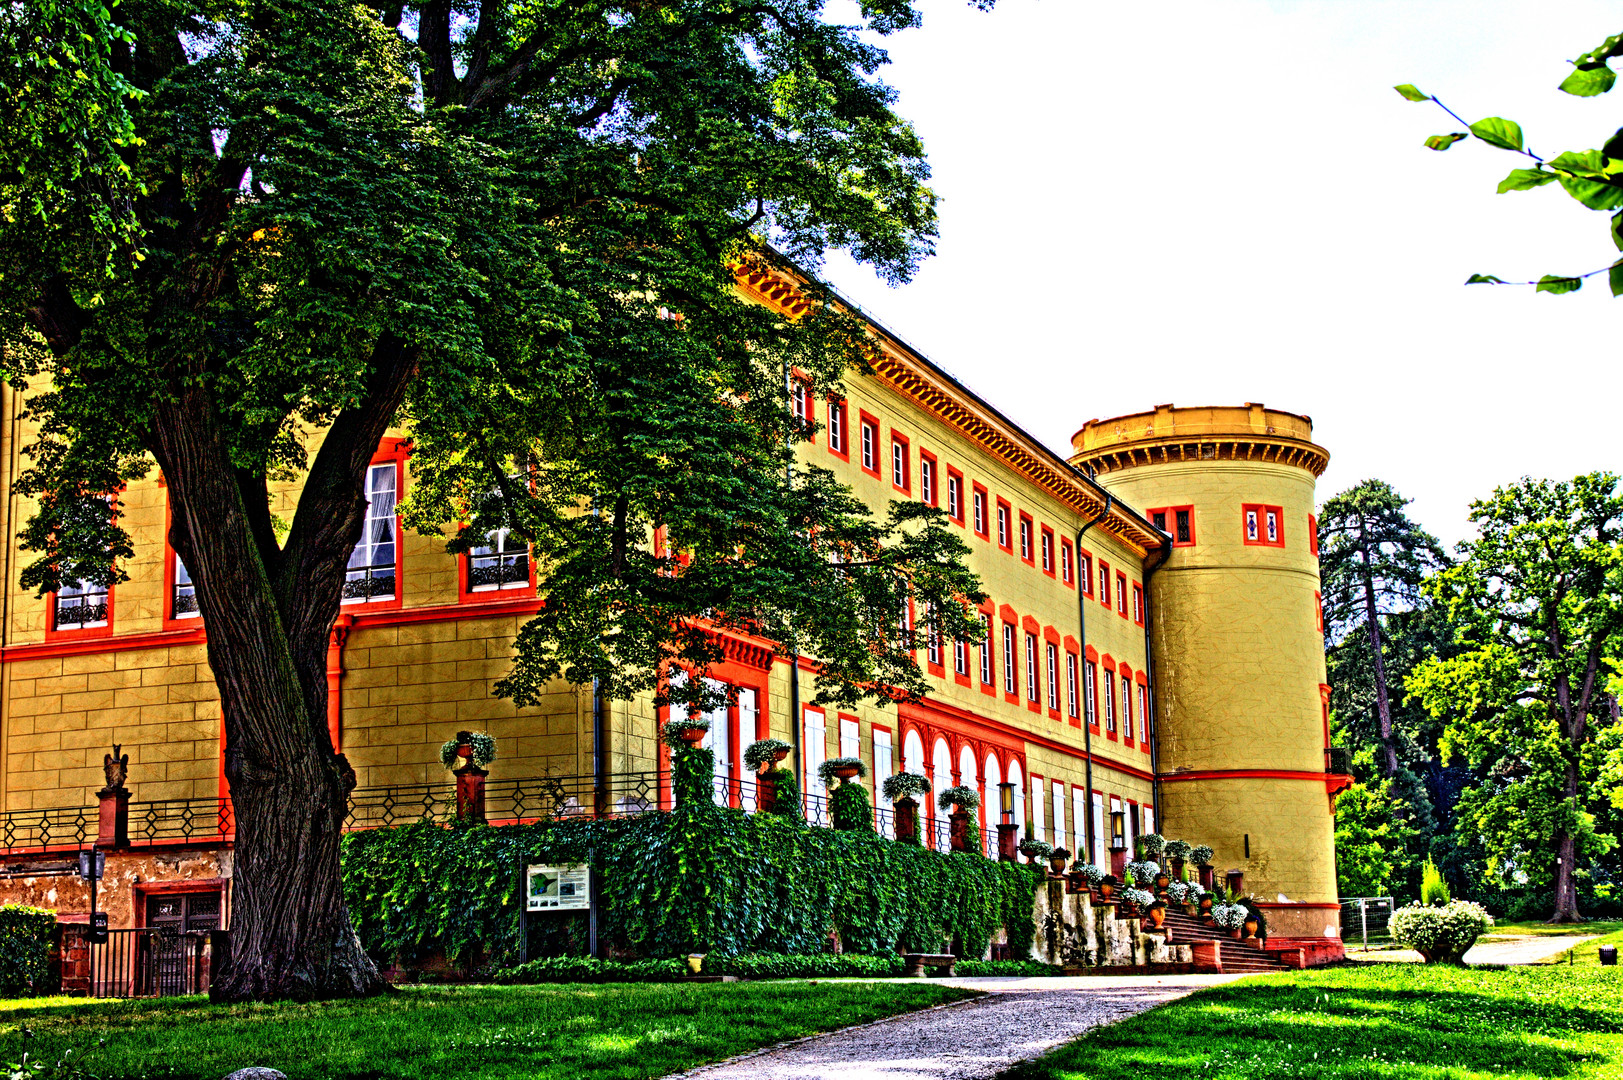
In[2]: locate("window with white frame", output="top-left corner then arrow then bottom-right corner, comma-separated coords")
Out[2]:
1002,624 -> 1016,695
1104,670 -> 1116,732
874,728 -> 894,837
1051,781 -> 1066,855
804,706 -> 828,817
1019,517 -> 1031,560
791,380 -> 809,422
1138,683 -> 1150,743
1266,508 -> 1279,543
1067,653 -> 1079,718
1031,775 -> 1046,843
973,491 -> 986,534
979,613 -> 993,685
344,462 -> 398,602
56,575 -> 109,629
925,604 -> 942,666
920,457 -> 934,505
891,438 -> 907,489
953,638 -> 969,677
1045,643 -> 1058,711
469,526 -> 529,591
1041,531 -> 1052,572
840,715 -> 860,760
1121,674 -> 1133,737
1092,791 -> 1107,869
997,504 -> 1009,548
828,400 -> 845,453
1072,787 -> 1088,864
172,554 -> 199,620
860,419 -> 877,471
1060,541 -> 1072,583
1024,632 -> 1038,702
1084,660 -> 1097,726
947,475 -> 961,519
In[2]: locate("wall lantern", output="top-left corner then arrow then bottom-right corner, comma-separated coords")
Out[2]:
998,782 -> 1015,824
1110,808 -> 1127,851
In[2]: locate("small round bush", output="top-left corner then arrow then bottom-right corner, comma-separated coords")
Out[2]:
1210,903 -> 1247,930
830,780 -> 875,832
660,715 -> 710,750
881,771 -> 931,802
1163,839 -> 1193,862
1049,846 -> 1072,862
1122,888 -> 1157,910
1071,862 -> 1104,886
937,785 -> 980,812
1390,900 -> 1493,964
1136,832 -> 1165,858
1127,860 -> 1161,887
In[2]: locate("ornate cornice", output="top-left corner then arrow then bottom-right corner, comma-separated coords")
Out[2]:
1072,404 -> 1330,479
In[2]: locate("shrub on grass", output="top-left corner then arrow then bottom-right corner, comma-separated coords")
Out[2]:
0,905 -> 56,995
1391,900 -> 1493,963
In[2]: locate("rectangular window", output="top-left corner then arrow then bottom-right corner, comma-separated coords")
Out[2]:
946,469 -> 964,522
804,706 -> 828,804
1099,561 -> 1111,607
1052,781 -> 1066,854
1104,671 -> 1116,733
1032,775 -> 1046,844
56,576 -> 110,630
954,638 -> 969,677
1148,505 -> 1196,547
172,554 -> 199,620
1084,660 -> 1098,727
973,484 -> 989,539
979,613 -> 994,685
828,399 -> 847,456
1025,633 -> 1039,703
1019,514 -> 1033,563
1132,584 -> 1144,625
891,435 -> 910,491
1045,643 -> 1058,711
469,527 -> 530,591
1316,590 -> 1324,632
926,604 -> 942,667
1116,572 -> 1128,617
1243,503 -> 1285,547
997,502 -> 1011,551
1003,624 -> 1017,696
1073,787 -> 1088,864
344,461 -> 398,602
874,728 -> 894,832
1060,539 -> 1073,584
1138,683 -> 1149,743
860,417 -> 878,474
919,454 -> 936,506
791,380 -> 809,422
1092,791 -> 1107,870
1080,550 -> 1093,595
1120,674 -> 1133,742
1041,526 -> 1054,573
1066,653 -> 1079,719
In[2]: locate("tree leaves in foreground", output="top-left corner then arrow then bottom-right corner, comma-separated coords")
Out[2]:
1398,30 -> 1623,294
1409,473 -> 1623,921
0,0 -> 994,999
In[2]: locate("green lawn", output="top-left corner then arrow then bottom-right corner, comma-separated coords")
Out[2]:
0,981 -> 976,1080
1002,965 -> 1623,1080
1538,925 -> 1623,967
1485,919 -> 1623,939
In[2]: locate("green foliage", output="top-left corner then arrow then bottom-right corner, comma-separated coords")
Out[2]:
342,806 -> 1041,970
439,732 -> 497,770
1390,900 -> 1493,963
1421,856 -> 1452,906
881,772 -> 931,801
1469,117 -> 1524,152
830,782 -> 875,833
818,757 -> 868,788
743,740 -> 790,773
671,745 -> 716,808
1394,84 -> 1431,102
1333,779 -> 1421,898
0,906 -> 56,995
937,785 -> 979,812
761,767 -> 802,821
1425,133 -> 1467,151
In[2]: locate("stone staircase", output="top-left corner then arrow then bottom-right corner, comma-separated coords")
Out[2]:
1154,909 -> 1289,973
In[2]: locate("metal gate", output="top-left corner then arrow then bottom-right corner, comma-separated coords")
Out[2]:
1339,897 -> 1394,951
88,928 -> 213,997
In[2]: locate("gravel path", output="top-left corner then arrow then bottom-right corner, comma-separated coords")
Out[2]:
670,975 -> 1243,1080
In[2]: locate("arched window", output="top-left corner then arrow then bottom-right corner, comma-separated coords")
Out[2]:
958,744 -> 978,836
1006,759 -> 1025,845
983,752 -> 1002,857
903,729 -> 925,776
931,737 -> 953,852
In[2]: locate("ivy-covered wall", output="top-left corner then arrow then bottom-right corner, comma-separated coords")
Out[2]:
342,804 -> 1041,971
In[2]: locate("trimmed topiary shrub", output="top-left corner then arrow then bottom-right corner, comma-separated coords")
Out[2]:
1390,900 -> 1493,964
0,905 -> 56,995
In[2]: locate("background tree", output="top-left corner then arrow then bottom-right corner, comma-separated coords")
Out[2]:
0,0 -> 994,1000
1409,473 -> 1623,922
1319,480 -> 1448,776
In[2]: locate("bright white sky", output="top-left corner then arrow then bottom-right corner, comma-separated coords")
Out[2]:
818,0 -> 1623,549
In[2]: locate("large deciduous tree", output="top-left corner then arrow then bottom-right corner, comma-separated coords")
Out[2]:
1410,473 -> 1623,922
1319,480 -> 1448,776
0,0 -> 993,1000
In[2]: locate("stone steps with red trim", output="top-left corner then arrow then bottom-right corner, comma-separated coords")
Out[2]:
1154,911 -> 1288,972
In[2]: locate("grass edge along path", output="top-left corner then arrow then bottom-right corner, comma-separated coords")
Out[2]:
0,980 -> 980,1080
999,965 -> 1623,1080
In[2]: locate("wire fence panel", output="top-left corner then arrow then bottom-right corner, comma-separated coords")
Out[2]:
1339,896 -> 1395,950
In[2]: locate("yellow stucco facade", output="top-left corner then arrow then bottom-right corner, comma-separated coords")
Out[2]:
0,275 -> 1344,947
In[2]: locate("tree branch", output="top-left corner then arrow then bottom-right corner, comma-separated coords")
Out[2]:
24,275 -> 90,356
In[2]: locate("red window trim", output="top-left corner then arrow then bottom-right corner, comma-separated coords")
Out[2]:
1146,505 -> 1197,548
918,448 -> 938,507
826,398 -> 850,462
890,430 -> 911,494
1309,513 -> 1319,557
951,634 -> 972,687
858,411 -> 881,478
945,467 -> 965,525
1018,512 -> 1035,566
1315,590 -> 1324,633
161,493 -> 201,632
458,541 -> 539,605
46,494 -> 119,642
1131,582 -> 1145,626
656,661 -> 773,811
1136,675 -> 1152,754
1085,657 -> 1101,734
1119,663 -> 1135,747
977,601 -> 997,697
1242,503 -> 1286,548
1115,572 -> 1128,618
1078,548 -> 1094,596
972,483 -> 991,540
1065,647 -> 1081,728
996,498 -> 1014,554
1058,536 -> 1074,587
341,442 -> 409,612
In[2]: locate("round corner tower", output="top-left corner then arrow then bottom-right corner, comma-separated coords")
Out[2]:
1072,403 -> 1340,941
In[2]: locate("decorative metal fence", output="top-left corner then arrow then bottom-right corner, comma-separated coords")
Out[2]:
88,929 -> 212,998
1340,896 -> 1395,950
346,771 -> 661,830
0,804 -> 96,852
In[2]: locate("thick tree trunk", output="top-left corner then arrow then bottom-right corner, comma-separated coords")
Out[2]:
1357,524 -> 1397,776
150,385 -> 388,1001
1549,756 -> 1583,923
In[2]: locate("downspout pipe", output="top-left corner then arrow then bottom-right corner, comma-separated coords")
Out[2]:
1140,531 -> 1174,821
1074,493 -> 1112,867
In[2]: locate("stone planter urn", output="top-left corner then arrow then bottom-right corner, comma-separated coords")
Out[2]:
949,810 -> 971,853
894,797 -> 919,844
1147,904 -> 1167,929
676,727 -> 707,747
756,773 -> 778,812
1244,917 -> 1259,939
833,762 -> 861,781
1229,927 -> 1245,940
772,747 -> 790,764
1154,871 -> 1171,895
1098,878 -> 1116,901
1198,894 -> 1214,916
1048,854 -> 1069,875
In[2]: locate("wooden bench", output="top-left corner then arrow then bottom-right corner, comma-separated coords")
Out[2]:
903,952 -> 957,978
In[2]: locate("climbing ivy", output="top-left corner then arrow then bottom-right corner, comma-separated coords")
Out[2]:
342,803 -> 1040,971
830,782 -> 874,832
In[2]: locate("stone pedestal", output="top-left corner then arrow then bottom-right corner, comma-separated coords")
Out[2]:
949,811 -> 970,853
756,773 -> 777,813
455,765 -> 488,823
1110,846 -> 1128,881
56,925 -> 91,996
96,788 -> 129,849
997,823 -> 1018,861
1198,865 -> 1216,892
893,798 -> 918,844
1225,869 -> 1245,896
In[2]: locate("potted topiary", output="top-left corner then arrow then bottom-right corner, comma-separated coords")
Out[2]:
1137,832 -> 1165,860
1127,860 -> 1160,890
440,731 -> 497,771
1197,890 -> 1215,917
1164,839 -> 1193,880
1211,902 -> 1247,939
818,757 -> 868,787
1098,873 -> 1119,901
1070,861 -> 1105,896
938,786 -> 981,854
1046,846 -> 1071,875
1146,898 -> 1169,929
1121,887 -> 1155,918
662,715 -> 710,748
882,772 -> 931,845
1192,845 -> 1215,891
744,738 -> 791,774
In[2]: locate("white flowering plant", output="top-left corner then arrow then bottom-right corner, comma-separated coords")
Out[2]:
818,756 -> 867,787
1390,900 -> 1493,964
743,738 -> 791,772
1210,903 -> 1248,930
1121,888 -> 1157,910
937,785 -> 980,812
881,772 -> 931,802
1018,838 -> 1053,859
1127,860 -> 1161,888
1191,845 -> 1215,866
660,715 -> 710,749
439,731 -> 497,769
1166,880 -> 1194,903
1136,832 -> 1165,858
1163,839 -> 1194,863
1071,862 -> 1104,886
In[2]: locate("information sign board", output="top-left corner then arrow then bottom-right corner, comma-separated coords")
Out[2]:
527,864 -> 590,911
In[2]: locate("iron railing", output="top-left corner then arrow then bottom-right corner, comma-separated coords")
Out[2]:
128,798 -> 233,845
89,928 -> 212,998
345,772 -> 660,830
0,804 -> 96,852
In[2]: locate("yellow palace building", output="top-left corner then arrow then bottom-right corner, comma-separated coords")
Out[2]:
0,261 -> 1350,954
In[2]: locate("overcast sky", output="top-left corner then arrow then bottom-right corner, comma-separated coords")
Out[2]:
818,0 -> 1623,549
